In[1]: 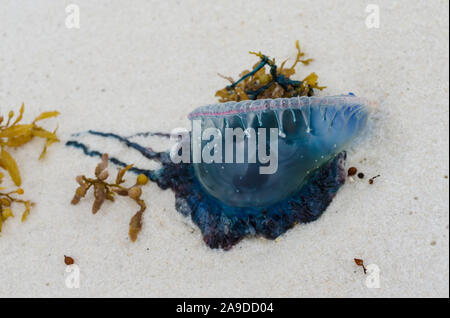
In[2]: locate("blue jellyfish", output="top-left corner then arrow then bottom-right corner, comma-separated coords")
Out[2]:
67,94 -> 371,249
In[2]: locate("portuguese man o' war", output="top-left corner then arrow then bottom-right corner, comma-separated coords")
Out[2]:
66,42 -> 374,249
67,94 -> 372,250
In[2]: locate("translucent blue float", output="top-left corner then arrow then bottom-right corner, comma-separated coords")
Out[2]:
189,95 -> 370,208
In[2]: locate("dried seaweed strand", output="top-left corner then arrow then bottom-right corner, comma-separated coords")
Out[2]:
70,153 -> 149,242
0,104 -> 59,232
215,41 -> 326,102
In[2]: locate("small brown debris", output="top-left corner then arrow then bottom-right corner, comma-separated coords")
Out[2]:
357,172 -> 365,179
348,167 -> 357,176
368,174 -> 381,184
354,258 -> 367,274
430,241 -> 436,246
64,255 -> 74,265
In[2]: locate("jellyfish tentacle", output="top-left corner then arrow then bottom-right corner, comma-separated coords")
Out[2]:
65,140 -> 157,181
126,131 -> 171,139
86,130 -> 162,160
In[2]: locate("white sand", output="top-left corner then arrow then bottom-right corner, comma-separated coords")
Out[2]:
0,0 -> 448,297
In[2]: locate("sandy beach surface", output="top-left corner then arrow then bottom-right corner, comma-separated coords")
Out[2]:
0,0 -> 448,297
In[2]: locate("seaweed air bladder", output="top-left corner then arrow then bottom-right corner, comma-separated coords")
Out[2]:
67,42 -> 374,249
